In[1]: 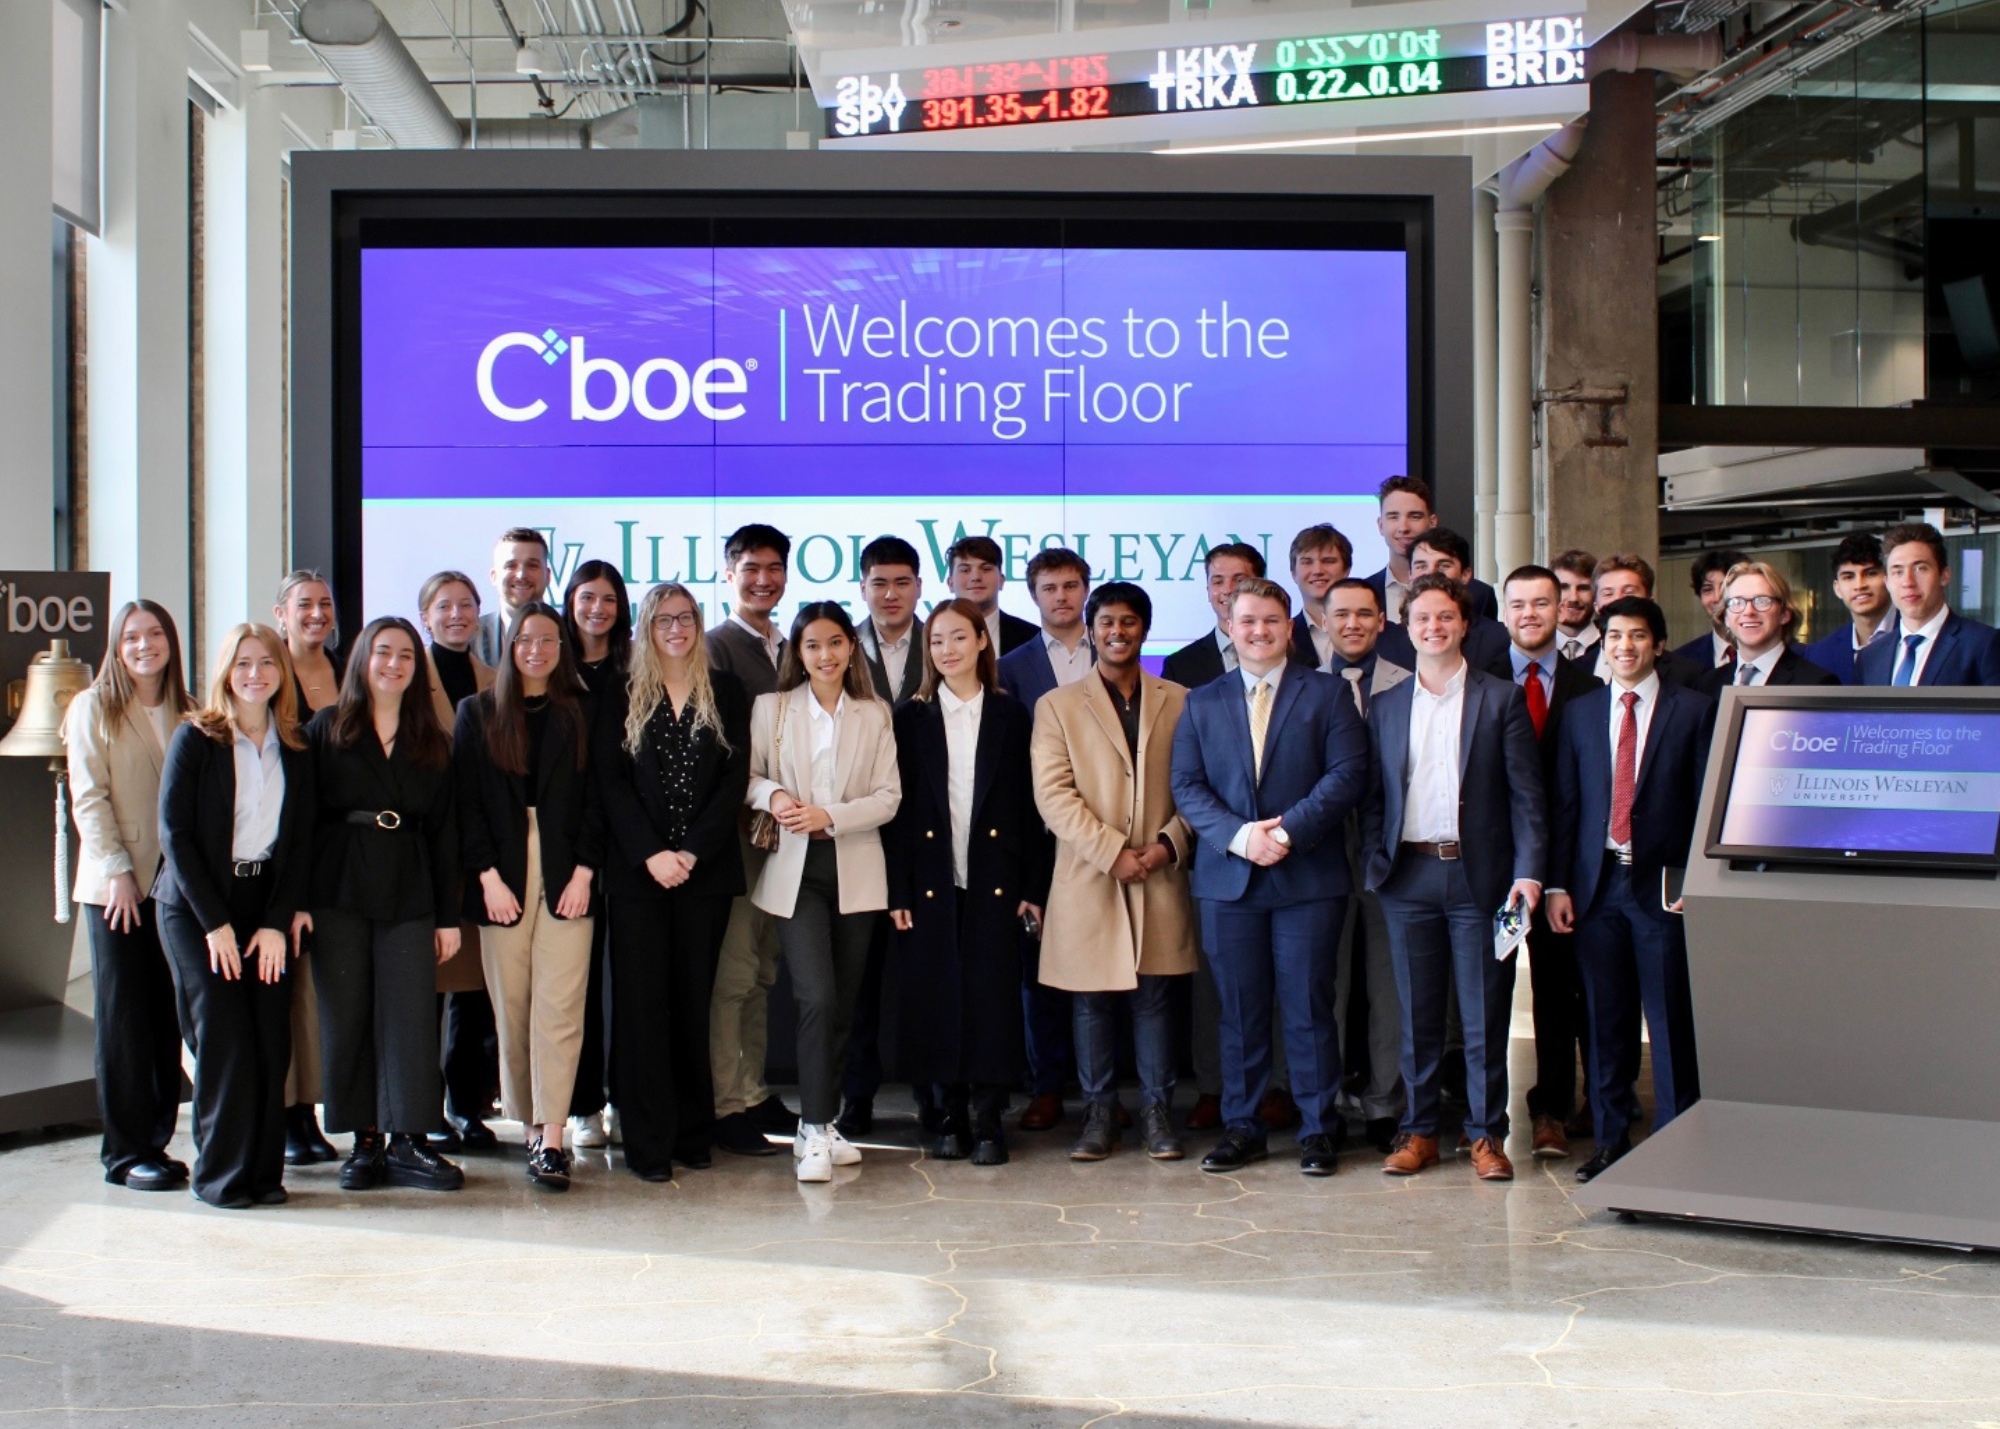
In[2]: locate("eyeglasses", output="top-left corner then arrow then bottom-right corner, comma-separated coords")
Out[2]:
652,612 -> 699,631
514,635 -> 561,652
1724,595 -> 1780,613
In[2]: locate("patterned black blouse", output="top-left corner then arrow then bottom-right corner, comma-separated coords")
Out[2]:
645,695 -> 700,849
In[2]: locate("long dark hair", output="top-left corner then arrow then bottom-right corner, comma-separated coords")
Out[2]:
486,601 -> 588,776
776,601 -> 876,701
92,599 -> 193,731
562,559 -> 633,674
915,598 -> 998,702
329,616 -> 450,769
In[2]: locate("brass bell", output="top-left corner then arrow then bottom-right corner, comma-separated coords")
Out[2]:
1,639 -> 95,758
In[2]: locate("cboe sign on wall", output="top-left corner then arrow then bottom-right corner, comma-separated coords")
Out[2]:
359,244 -> 1408,650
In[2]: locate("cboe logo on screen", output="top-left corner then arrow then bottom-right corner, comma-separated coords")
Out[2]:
475,329 -> 754,423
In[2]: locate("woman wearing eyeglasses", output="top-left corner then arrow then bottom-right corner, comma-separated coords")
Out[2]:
746,602 -> 900,1183
299,616 -> 465,1193
594,583 -> 748,1181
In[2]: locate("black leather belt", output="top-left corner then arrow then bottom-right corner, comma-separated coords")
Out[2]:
344,809 -> 405,830
1402,840 -> 1461,861
232,860 -> 267,878
1606,849 -> 1634,866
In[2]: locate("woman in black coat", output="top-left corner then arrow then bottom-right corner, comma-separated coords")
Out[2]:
155,623 -> 314,1209
299,616 -> 464,1194
886,598 -> 1049,1167
595,582 -> 750,1182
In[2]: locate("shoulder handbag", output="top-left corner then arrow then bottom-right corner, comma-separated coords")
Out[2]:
745,692 -> 789,854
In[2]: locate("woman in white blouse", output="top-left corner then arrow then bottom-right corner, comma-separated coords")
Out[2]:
64,600 -> 194,1193
745,601 -> 900,1182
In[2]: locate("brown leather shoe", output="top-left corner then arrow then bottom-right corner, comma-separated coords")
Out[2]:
1382,1133 -> 1439,1175
1018,1093 -> 1064,1131
1256,1088 -> 1302,1132
1185,1094 -> 1223,1131
1531,1114 -> 1570,1160
1469,1137 -> 1514,1181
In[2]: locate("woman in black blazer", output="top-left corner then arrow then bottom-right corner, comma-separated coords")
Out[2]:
886,599 -> 1048,1167
594,582 -> 749,1182
155,623 -> 314,1209
454,601 -> 603,1191
299,616 -> 464,1194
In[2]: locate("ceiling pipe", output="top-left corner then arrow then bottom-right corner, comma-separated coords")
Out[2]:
300,0 -> 464,149
1588,31 -> 1724,79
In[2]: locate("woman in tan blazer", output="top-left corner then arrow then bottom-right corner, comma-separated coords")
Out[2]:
63,599 -> 194,1192
745,602 -> 900,1183
418,570 -> 498,1152
1029,582 -> 1196,1163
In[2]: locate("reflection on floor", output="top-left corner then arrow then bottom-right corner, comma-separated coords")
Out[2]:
2,1045 -> 1997,1428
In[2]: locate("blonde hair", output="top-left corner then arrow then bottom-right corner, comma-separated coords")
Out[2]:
623,583 -> 731,756
191,623 -> 304,750
1723,560 -> 1800,635
273,569 -> 340,651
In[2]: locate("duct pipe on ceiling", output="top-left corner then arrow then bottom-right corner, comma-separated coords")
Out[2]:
1588,31 -> 1724,79
300,0 -> 463,149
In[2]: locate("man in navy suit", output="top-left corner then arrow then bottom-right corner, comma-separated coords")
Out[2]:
1364,475 -> 1499,627
1376,528 -> 1510,671
1801,533 -> 1892,684
1694,561 -> 1839,695
1671,548 -> 1747,672
1854,521 -> 2000,687
1548,596 -> 1717,1183
995,547 -> 1094,1131
1361,573 -> 1546,1183
1170,578 -> 1370,1175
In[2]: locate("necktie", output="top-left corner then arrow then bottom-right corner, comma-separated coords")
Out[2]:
1736,660 -> 1759,686
1610,691 -> 1639,846
1892,633 -> 1925,687
1341,665 -> 1366,718
1721,643 -> 1736,669
1249,679 -> 1273,779
1523,663 -> 1548,738
1562,637 -> 1583,663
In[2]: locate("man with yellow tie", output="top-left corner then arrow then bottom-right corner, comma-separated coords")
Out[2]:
1170,577 -> 1371,1176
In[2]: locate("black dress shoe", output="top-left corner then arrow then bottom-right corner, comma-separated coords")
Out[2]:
340,1132 -> 386,1190
1574,1140 -> 1631,1183
673,1147 -> 712,1171
1200,1129 -> 1270,1173
526,1140 -> 571,1192
192,1187 -> 252,1210
454,1117 -> 499,1152
714,1112 -> 779,1156
284,1106 -> 324,1166
745,1096 -> 797,1134
161,1157 -> 191,1181
120,1161 -> 184,1192
630,1163 -> 674,1183
384,1133 -> 465,1191
834,1099 -> 874,1139
1298,1134 -> 1341,1176
253,1186 -> 289,1206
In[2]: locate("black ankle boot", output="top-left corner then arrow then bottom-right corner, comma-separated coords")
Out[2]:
384,1133 -> 465,1191
339,1129 -> 385,1190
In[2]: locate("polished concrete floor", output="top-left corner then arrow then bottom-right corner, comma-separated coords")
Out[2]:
3,1046 -> 1997,1429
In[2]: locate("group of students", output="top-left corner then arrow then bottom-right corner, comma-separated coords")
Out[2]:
67,476 -> 1981,1205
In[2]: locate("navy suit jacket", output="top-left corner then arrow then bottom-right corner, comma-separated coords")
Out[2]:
1801,622 -> 1890,685
1359,666 -> 1547,913
1161,627 -> 1312,690
1170,666 -> 1369,906
1365,569 -> 1499,624
1694,646 -> 1838,696
997,635 -> 1091,711
1852,610 -> 2000,687
1377,612 -> 1510,673
1672,631 -> 1727,670
1551,679 -> 1717,923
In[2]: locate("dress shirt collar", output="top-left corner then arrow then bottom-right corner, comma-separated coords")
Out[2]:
1044,629 -> 1087,659
937,683 -> 983,717
1415,659 -> 1468,699
868,620 -> 912,655
1509,644 -> 1559,684
1737,644 -> 1784,683
1238,662 -> 1285,697
1898,603 -> 1951,646
1331,652 -> 1376,681
731,612 -> 782,665
806,691 -> 846,726
1610,669 -> 1662,706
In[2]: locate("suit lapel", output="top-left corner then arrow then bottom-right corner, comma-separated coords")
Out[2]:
1135,672 -> 1169,768
970,698 -> 1002,825
1922,617 -> 1961,686
125,703 -> 166,777
918,700 -> 951,825
1081,674 -> 1131,772
1456,673 -> 1483,782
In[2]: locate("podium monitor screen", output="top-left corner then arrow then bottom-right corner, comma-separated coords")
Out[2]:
1709,699 -> 2000,871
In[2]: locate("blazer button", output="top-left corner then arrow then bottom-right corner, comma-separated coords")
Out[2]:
925,830 -> 935,839
994,887 -> 1004,897
925,889 -> 935,899
988,828 -> 998,838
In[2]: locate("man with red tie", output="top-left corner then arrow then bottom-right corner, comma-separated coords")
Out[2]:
1546,596 -> 1716,1184
1482,566 -> 1600,1161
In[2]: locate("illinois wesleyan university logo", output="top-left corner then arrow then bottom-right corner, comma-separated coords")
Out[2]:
475,328 -> 755,423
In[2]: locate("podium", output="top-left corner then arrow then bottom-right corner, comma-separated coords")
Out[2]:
1574,686 -> 2000,1250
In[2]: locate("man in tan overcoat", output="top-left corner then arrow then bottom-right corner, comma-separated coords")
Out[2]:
1031,581 -> 1197,1164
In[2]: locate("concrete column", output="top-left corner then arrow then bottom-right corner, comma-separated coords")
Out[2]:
88,0 -> 192,625
1472,186 -> 1499,583
0,1 -> 56,570
202,85 -> 289,667
1494,204 -> 1534,574
1537,68 -> 1660,563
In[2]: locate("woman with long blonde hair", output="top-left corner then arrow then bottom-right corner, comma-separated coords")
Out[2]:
154,624 -> 314,1208
593,583 -> 750,1181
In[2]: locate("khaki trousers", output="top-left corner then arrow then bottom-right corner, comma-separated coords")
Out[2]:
710,838 -> 781,1117
284,955 -> 323,1107
478,811 -> 595,1127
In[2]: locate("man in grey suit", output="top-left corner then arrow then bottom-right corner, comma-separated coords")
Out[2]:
705,523 -> 796,1156
473,527 -> 553,666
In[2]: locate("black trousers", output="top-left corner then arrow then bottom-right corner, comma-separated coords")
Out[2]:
158,876 -> 292,1206
85,901 -> 185,1178
312,910 -> 440,1136
1526,916 -> 1589,1122
610,890 -> 730,1175
568,910 -> 615,1119
775,841 -> 878,1126
439,989 -> 498,1124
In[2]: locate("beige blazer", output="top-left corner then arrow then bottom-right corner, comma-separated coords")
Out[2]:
1030,672 -> 1196,992
427,645 -> 495,734
746,689 -> 901,919
63,686 -> 171,907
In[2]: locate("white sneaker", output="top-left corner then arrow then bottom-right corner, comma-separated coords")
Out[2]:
826,1124 -> 863,1166
568,1113 -> 608,1149
796,1126 -> 833,1182
603,1107 -> 623,1146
